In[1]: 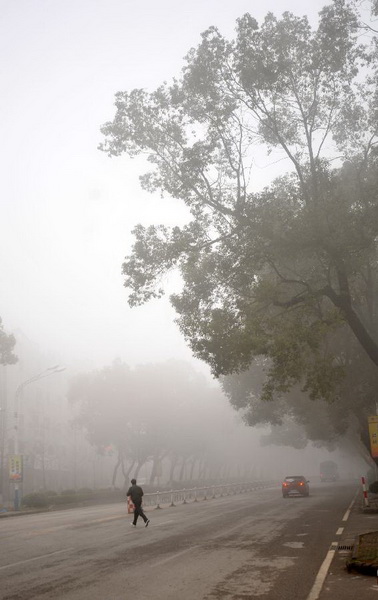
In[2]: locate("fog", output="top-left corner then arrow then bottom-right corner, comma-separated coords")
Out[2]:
1,0 -> 327,371
0,351 -> 359,502
0,0 -> 363,504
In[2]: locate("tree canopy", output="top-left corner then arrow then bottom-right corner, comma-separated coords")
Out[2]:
100,1 -> 378,454
0,318 -> 17,366
68,360 -> 257,486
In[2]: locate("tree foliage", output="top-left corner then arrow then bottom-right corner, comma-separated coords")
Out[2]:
221,327 -> 378,457
100,1 -> 378,450
0,317 -> 17,365
68,360 -> 254,486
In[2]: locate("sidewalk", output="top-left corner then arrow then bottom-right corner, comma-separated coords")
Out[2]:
318,494 -> 378,599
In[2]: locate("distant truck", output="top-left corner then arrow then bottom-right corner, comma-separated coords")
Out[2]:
320,460 -> 339,482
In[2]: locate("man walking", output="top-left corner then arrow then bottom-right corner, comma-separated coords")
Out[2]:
127,478 -> 150,527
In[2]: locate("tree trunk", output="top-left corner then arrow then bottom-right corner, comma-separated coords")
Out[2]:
198,460 -> 203,480
149,457 -> 157,485
179,457 -> 187,481
325,277 -> 378,368
189,457 -> 197,481
122,458 -> 136,488
168,455 -> 178,483
134,460 -> 145,480
111,452 -> 122,488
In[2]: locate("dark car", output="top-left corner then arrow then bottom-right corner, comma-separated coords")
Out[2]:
282,475 -> 310,498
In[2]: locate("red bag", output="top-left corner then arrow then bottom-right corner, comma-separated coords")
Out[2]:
127,497 -> 135,514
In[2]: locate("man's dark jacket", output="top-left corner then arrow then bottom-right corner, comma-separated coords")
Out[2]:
126,484 -> 144,505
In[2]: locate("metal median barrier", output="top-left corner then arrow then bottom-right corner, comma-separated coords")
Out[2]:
142,481 -> 276,509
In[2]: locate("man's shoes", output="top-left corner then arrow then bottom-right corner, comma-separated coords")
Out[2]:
145,519 -> 150,527
131,522 -> 136,526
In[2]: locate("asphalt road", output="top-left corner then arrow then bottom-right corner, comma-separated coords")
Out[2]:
0,481 -> 358,600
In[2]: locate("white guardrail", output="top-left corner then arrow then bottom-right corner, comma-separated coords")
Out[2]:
142,481 -> 277,509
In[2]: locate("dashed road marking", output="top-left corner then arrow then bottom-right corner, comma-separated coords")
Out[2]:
284,541 -> 305,548
27,515 -> 125,536
150,546 -> 199,568
0,548 -> 74,571
342,508 -> 352,522
307,492 -> 358,600
342,491 -> 358,522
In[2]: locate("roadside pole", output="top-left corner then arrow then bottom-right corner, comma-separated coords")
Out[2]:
361,475 -> 370,508
13,385 -> 22,510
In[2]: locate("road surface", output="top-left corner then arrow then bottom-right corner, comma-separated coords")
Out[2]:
1,481 -> 357,599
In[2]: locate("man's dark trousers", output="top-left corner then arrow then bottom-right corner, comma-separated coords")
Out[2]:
133,502 -> 148,525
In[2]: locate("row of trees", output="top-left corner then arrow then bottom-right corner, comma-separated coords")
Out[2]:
100,0 -> 378,461
68,360 -> 261,488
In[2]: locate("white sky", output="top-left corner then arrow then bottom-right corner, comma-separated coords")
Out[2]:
0,0 -> 327,375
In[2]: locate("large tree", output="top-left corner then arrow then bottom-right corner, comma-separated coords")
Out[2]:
100,1 -> 378,450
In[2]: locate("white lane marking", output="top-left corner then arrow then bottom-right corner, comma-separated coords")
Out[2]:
88,515 -> 125,524
336,527 -> 344,535
211,522 -> 250,541
0,548 -> 74,571
342,491 -> 358,522
150,546 -> 199,568
342,508 -> 352,522
96,518 -> 174,540
27,515 -> 125,537
306,542 -> 338,600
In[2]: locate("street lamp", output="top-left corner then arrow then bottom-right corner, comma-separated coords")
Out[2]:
12,365 -> 66,510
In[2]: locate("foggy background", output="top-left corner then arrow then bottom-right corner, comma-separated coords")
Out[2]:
0,0 -> 360,501
1,0 -> 327,370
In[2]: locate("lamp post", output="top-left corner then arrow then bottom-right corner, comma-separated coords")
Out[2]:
12,365 -> 66,510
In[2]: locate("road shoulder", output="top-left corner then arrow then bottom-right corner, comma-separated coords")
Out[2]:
318,500 -> 378,599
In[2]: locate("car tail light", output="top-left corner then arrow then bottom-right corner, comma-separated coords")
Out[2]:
299,482 -> 303,486
282,482 -> 288,487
